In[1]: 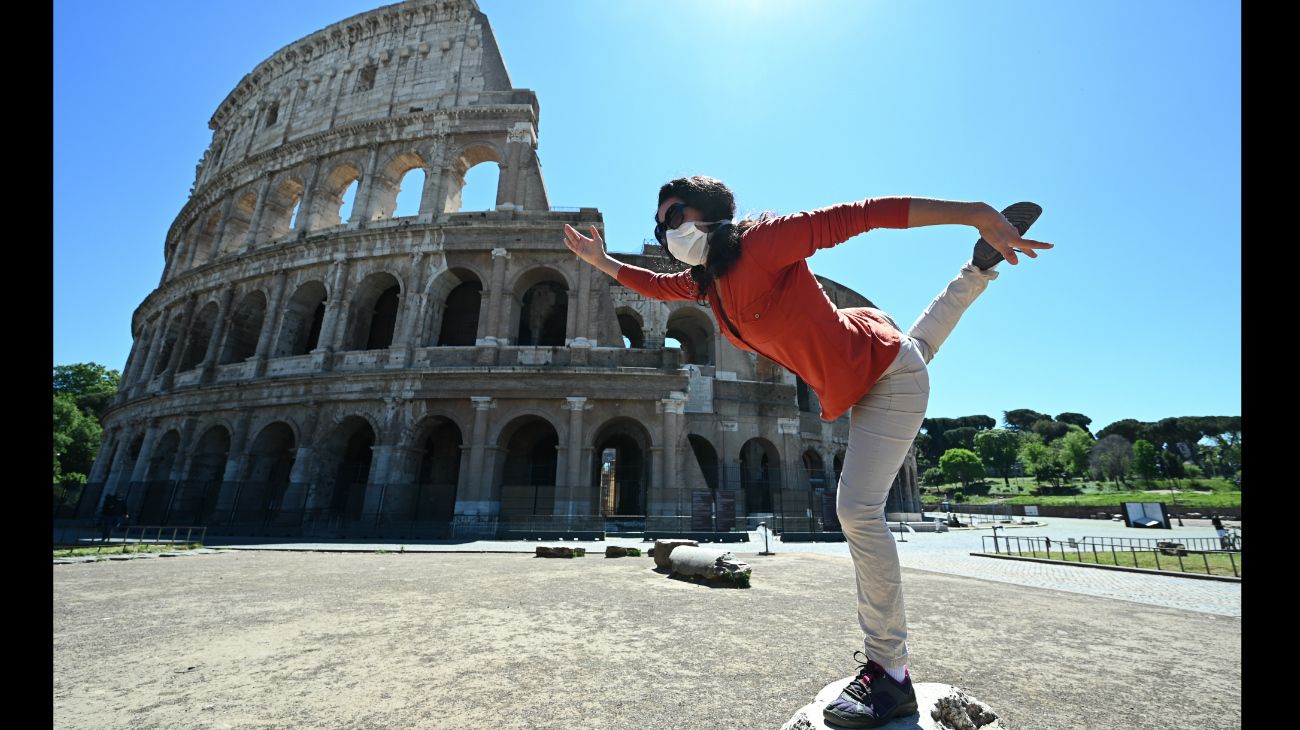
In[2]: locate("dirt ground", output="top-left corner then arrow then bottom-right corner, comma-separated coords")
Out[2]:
53,551 -> 1240,729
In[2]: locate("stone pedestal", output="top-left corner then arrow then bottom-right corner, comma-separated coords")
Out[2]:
782,677 -> 1007,730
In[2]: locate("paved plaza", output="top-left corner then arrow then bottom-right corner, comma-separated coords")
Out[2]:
54,517 -> 1241,729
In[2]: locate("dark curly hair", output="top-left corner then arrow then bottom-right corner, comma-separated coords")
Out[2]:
657,176 -> 773,305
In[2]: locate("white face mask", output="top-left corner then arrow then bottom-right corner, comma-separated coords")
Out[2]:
666,219 -> 730,266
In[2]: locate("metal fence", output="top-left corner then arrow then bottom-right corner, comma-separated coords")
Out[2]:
57,475 -> 862,539
1080,535 -> 1242,552
981,534 -> 1239,578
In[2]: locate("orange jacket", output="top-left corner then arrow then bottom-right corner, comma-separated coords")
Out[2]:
616,197 -> 912,422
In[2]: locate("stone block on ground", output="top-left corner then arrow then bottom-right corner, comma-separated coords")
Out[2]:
652,539 -> 700,569
666,545 -> 752,587
605,546 -> 641,558
535,546 -> 586,558
782,676 -> 1007,730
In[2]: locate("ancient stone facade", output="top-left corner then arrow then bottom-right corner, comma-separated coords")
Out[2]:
86,0 -> 920,537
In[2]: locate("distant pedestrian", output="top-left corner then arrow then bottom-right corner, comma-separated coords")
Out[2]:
1212,516 -> 1228,549
100,495 -> 120,543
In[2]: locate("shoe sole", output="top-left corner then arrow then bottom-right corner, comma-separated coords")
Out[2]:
823,699 -> 919,728
972,201 -> 1043,269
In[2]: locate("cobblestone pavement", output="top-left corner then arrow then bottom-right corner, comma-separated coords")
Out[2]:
61,517 -> 1240,617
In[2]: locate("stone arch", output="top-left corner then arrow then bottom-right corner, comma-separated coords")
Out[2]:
218,190 -> 259,257
406,415 -> 463,523
240,421 -> 297,526
739,437 -> 780,514
179,301 -> 221,371
312,161 -> 364,228
273,280 -> 329,357
442,143 -> 502,214
802,449 -> 827,491
591,417 -> 653,517
427,267 -> 483,346
370,149 -> 428,220
219,290 -> 268,364
688,434 -> 720,491
314,415 -> 377,525
346,271 -> 403,351
495,414 -> 560,517
260,175 -> 305,241
616,307 -> 645,349
666,306 -> 714,366
138,428 -> 182,524
152,312 -> 187,377
512,267 -> 570,347
175,425 -> 230,523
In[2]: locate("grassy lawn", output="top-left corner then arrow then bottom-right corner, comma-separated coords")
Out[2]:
54,542 -> 205,559
922,476 -> 1240,509
994,546 -> 1241,578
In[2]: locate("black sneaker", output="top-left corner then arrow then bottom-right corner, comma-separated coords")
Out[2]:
972,201 -> 1043,270
822,652 -> 919,728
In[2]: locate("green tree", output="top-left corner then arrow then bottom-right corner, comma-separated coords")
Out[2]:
1090,435 -> 1133,488
974,429 -> 1021,488
945,427 -> 978,452
54,393 -> 101,484
1018,434 -> 1050,485
939,448 -> 985,489
1004,409 -> 1051,432
1031,418 -> 1071,444
53,363 -> 121,422
1054,412 -> 1093,435
921,467 -> 946,487
1132,439 -> 1159,485
1057,426 -> 1094,479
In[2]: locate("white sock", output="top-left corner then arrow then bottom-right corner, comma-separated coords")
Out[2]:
884,664 -> 909,684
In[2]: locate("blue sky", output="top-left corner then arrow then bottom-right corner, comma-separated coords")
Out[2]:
53,0 -> 1240,435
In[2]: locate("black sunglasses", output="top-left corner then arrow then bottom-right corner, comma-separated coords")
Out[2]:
653,202 -> 687,246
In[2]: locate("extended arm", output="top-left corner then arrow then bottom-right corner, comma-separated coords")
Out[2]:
562,223 -> 698,301
906,198 -> 1052,265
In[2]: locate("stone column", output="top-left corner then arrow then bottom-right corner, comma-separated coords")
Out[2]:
119,330 -> 147,394
498,122 -> 536,210
661,394 -> 686,496
294,160 -> 322,234
134,316 -> 167,397
87,428 -> 117,485
160,297 -> 199,391
363,397 -> 404,521
252,271 -> 289,377
391,252 -> 429,362
209,194 -> 237,261
562,397 -> 588,516
97,432 -> 132,513
350,144 -> 382,224
564,289 -> 578,347
213,412 -> 254,518
243,174 -> 274,251
777,418 -> 800,492
285,406 -> 321,514
199,287 -> 237,385
457,397 -> 496,517
480,248 -> 510,346
574,263 -> 593,345
313,258 -> 351,370
125,419 -> 163,515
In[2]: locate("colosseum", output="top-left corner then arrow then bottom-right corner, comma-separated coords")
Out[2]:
82,0 -> 920,539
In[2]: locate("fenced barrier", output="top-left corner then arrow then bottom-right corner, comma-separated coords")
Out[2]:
1080,535 -> 1242,552
57,473 -> 917,540
981,534 -> 1239,578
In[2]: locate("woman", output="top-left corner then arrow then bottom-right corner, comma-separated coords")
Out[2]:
562,176 -> 1051,727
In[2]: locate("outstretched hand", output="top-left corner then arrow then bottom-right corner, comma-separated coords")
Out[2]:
563,224 -> 607,266
974,206 -> 1053,265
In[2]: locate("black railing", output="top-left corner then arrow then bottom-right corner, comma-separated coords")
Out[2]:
981,534 -> 1239,578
